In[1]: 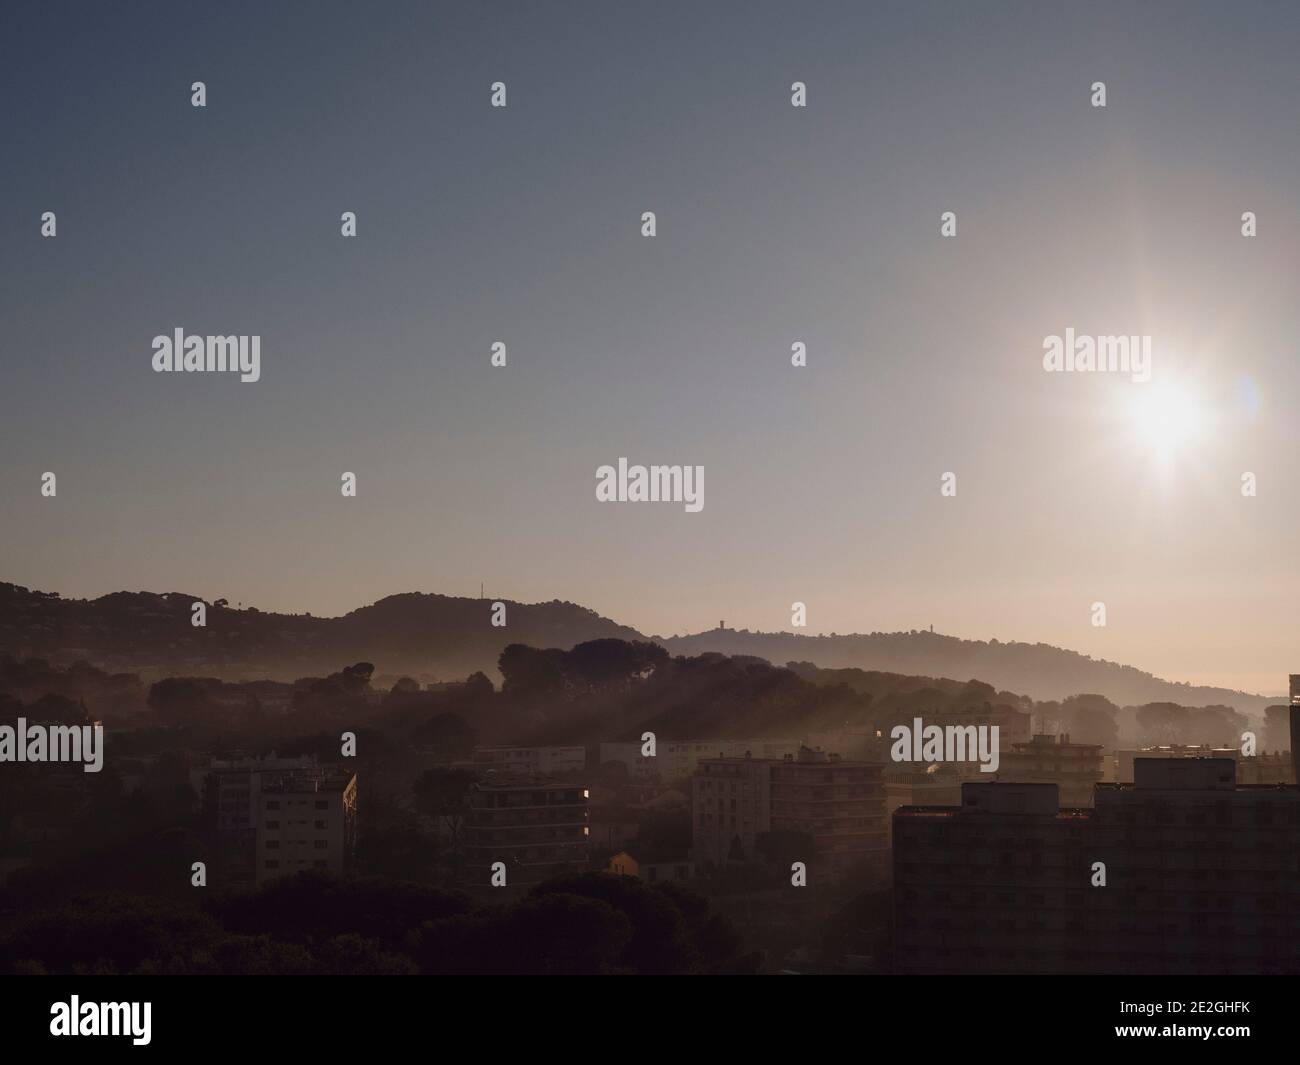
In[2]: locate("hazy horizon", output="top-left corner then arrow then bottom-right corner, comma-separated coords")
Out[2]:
3,573 -> 1286,700
5,0 -> 1299,696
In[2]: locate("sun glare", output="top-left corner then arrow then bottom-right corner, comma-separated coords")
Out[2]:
1126,380 -> 1209,460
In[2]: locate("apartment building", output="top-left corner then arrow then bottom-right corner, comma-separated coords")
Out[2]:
462,775 -> 590,889
693,747 -> 887,880
255,767 -> 358,886
770,748 -> 888,878
894,754 -> 1300,974
997,733 -> 1104,807
692,755 -> 773,867
1115,744 -> 1294,786
200,753 -> 319,887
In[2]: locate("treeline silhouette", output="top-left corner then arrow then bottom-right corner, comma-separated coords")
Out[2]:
0,580 -> 1272,712
0,643 -> 1263,761
0,870 -> 759,975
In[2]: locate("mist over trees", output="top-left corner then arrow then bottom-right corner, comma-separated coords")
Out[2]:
0,581 -> 1273,713
0,640 -> 1266,762
0,635 -> 1279,978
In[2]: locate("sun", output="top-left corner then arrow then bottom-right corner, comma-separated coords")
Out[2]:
1125,380 -> 1209,460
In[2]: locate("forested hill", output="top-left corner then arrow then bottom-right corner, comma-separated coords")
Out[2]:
658,627 -> 1273,716
0,581 -> 1273,714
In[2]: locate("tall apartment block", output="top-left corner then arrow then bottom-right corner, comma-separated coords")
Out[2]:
894,757 -> 1300,974
770,748 -> 888,879
255,768 -> 358,886
693,747 -> 887,880
692,755 -> 773,867
201,753 -> 320,887
1291,677 -> 1300,752
461,775 -> 590,890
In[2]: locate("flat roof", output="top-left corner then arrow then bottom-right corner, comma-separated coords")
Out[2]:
261,770 -> 356,793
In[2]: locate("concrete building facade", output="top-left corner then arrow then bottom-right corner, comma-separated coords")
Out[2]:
894,758 -> 1300,974
997,733 -> 1104,807
462,775 -> 590,889
255,767 -> 357,886
693,747 -> 887,880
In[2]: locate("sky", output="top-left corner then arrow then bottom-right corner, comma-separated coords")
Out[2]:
2,1 -> 1299,695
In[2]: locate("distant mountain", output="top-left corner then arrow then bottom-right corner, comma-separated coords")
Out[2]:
0,583 -> 640,682
656,627 -> 1274,717
0,581 -> 1274,714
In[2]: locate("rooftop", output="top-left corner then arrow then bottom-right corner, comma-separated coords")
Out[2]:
260,768 -> 355,794
474,771 -> 588,790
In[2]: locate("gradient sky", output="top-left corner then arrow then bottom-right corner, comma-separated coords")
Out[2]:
3,1 -> 1299,695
